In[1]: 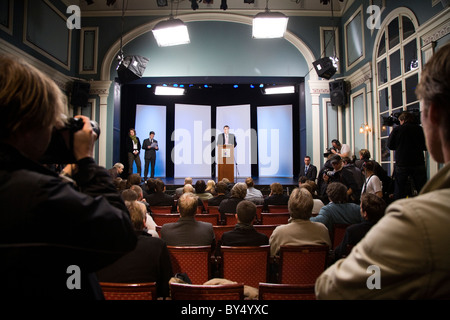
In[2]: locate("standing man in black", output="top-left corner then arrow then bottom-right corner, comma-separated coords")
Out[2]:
217,125 -> 237,148
126,128 -> 141,177
387,112 -> 427,199
299,155 -> 318,182
142,131 -> 158,179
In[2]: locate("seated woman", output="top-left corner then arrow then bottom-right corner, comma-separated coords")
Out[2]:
269,188 -> 331,257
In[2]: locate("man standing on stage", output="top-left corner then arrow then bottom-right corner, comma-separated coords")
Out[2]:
142,131 -> 158,179
217,125 -> 237,148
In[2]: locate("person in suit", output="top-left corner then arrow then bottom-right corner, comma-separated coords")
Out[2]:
126,128 -> 141,176
142,131 -> 158,179
220,200 -> 268,247
299,156 -> 318,182
217,125 -> 237,148
219,182 -> 247,221
145,179 -> 174,207
96,200 -> 173,298
208,181 -> 229,207
161,192 -> 215,247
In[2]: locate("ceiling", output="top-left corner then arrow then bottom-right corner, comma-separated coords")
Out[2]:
63,0 -> 352,17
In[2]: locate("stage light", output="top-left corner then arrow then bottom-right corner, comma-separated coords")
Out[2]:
155,86 -> 185,96
152,18 -> 190,47
146,84 -> 152,88
312,57 -> 337,80
264,86 -> 295,95
252,9 -> 288,39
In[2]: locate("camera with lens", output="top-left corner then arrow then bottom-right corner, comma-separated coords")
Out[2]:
39,117 -> 100,164
382,112 -> 401,127
323,168 -> 335,177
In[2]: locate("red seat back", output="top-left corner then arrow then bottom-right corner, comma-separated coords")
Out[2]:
167,246 -> 211,284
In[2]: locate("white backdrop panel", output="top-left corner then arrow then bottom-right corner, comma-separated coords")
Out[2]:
135,105 -> 166,177
257,105 -> 293,177
174,104 -> 212,178
216,104 -> 252,179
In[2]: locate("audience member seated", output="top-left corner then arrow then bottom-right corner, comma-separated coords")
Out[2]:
299,183 -> 324,216
219,182 -> 247,221
244,177 -> 264,205
205,180 -> 216,196
130,184 -> 151,213
108,162 -> 124,179
207,181 -> 229,207
264,182 -> 289,210
96,201 -> 172,298
342,156 -> 365,197
121,189 -> 158,237
269,188 -> 331,257
145,179 -> 175,207
333,193 -> 386,261
220,200 -> 269,247
194,179 -> 214,201
310,182 -> 363,234
161,192 -> 215,247
175,177 -> 192,200
361,160 -> 383,198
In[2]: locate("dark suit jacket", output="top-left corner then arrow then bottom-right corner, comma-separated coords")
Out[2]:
142,138 -> 158,160
207,194 -> 228,207
299,164 -> 318,181
145,192 -> 174,207
334,220 -> 376,261
96,231 -> 173,297
126,136 -> 141,153
219,197 -> 243,221
161,217 -> 215,247
220,224 -> 269,247
217,133 -> 237,148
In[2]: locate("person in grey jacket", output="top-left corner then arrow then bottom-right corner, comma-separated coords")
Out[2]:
315,42 -> 450,300
161,192 -> 215,247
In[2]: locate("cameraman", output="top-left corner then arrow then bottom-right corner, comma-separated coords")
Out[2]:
0,55 -> 136,299
322,155 -> 360,204
387,111 -> 427,199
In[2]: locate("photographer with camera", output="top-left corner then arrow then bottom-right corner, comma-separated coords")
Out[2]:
0,55 -> 136,299
387,111 -> 427,199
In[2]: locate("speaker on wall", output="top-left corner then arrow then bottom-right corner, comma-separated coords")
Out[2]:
329,80 -> 347,107
70,81 -> 91,108
117,55 -> 149,84
313,57 -> 337,80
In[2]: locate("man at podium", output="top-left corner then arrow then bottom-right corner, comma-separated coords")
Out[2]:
217,125 -> 237,148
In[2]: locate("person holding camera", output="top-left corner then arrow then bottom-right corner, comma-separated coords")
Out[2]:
387,111 -> 427,199
0,55 -> 137,299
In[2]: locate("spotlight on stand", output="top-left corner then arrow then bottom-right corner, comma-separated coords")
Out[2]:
312,57 -> 337,80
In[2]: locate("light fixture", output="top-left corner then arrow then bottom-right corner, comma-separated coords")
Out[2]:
152,17 -> 190,47
264,86 -> 295,95
154,86 -> 185,96
252,1 -> 288,39
359,123 -> 372,134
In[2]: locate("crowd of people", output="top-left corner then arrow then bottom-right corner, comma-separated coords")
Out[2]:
1,42 -> 449,299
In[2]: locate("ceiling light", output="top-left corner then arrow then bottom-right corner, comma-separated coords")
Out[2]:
264,86 -> 295,95
152,18 -> 190,47
154,86 -> 185,95
252,10 -> 288,39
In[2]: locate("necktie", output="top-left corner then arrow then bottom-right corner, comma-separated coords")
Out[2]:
305,166 -> 308,174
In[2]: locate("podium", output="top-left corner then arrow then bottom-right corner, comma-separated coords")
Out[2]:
217,144 -> 234,182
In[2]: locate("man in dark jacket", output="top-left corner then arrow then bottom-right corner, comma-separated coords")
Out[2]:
220,201 -> 268,247
387,111 -> 427,199
0,56 -> 136,299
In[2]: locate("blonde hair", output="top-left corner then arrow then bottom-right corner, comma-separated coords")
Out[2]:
288,188 -> 314,220
0,55 -> 66,139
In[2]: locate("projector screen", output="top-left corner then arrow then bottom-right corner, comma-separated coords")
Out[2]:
257,105 -> 293,177
135,104 -> 167,177
173,104 -> 212,178
216,105 -> 252,178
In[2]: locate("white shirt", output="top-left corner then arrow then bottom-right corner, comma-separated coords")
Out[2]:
362,174 -> 383,195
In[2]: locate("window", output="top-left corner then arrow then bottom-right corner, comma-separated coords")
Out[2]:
375,13 -> 420,175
